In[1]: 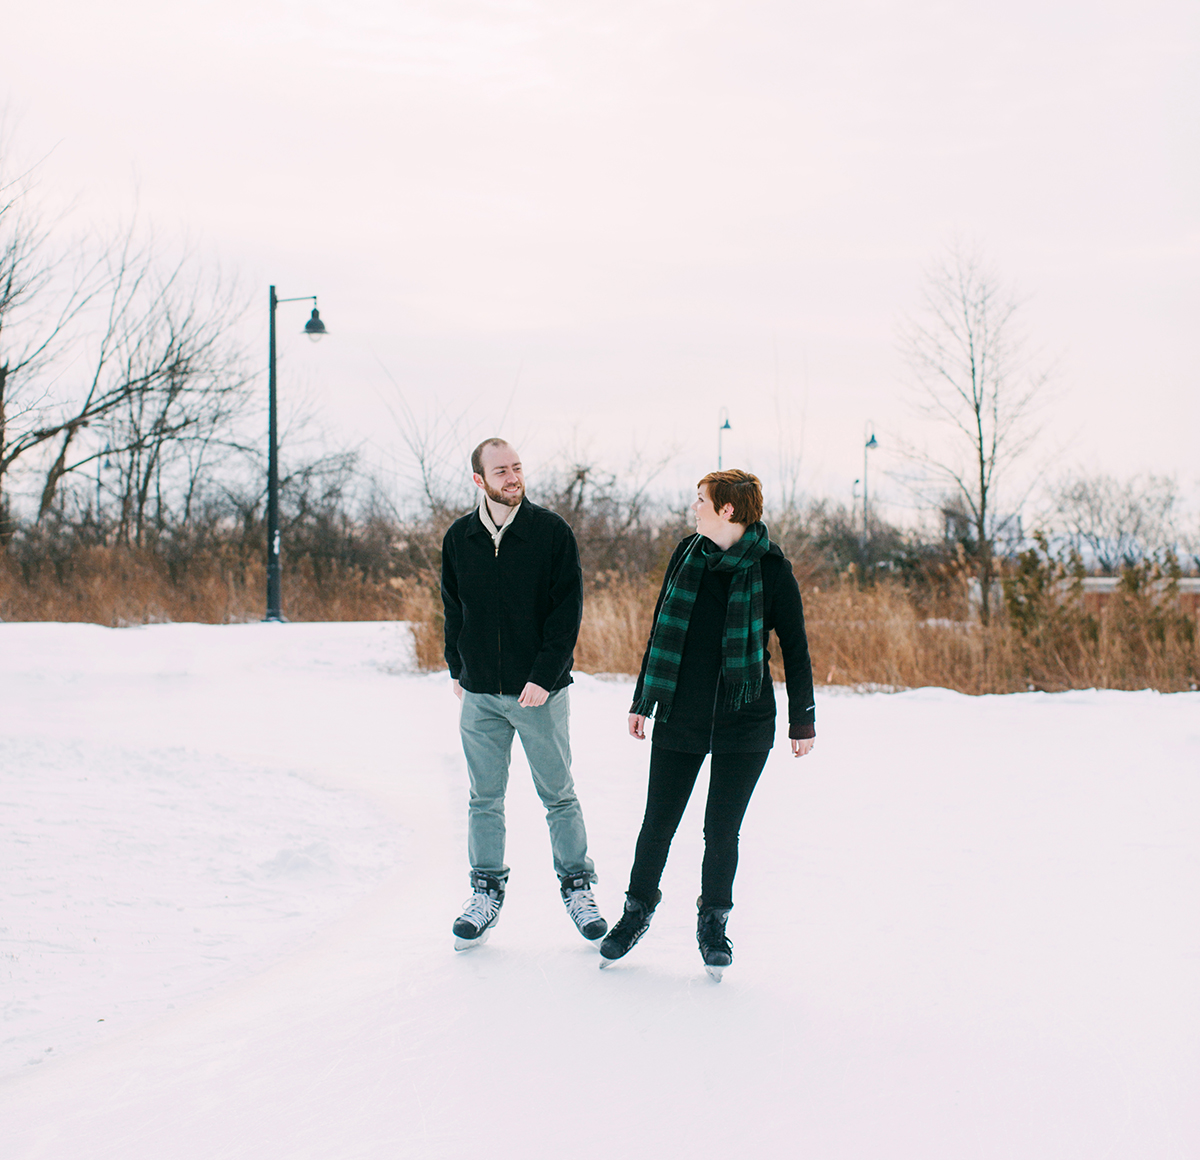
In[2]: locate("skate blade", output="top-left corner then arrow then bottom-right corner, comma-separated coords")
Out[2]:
704,964 -> 725,982
598,957 -> 617,969
454,929 -> 491,952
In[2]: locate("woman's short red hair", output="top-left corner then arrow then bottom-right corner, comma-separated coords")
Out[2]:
698,469 -> 763,526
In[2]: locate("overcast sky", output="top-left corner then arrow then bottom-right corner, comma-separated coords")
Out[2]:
3,0 -> 1197,517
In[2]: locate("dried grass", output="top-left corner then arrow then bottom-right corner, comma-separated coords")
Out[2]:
4,554 -> 1195,693
791,581 -> 1196,693
573,577 -> 658,677
387,575 -> 445,671
801,583 -> 1008,693
0,548 -> 420,627
576,576 -> 1200,693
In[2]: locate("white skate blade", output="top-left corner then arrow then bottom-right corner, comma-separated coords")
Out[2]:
704,964 -> 725,982
454,929 -> 491,952
598,957 -> 617,969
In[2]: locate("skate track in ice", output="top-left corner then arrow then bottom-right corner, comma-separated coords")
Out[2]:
1,621 -> 1197,1159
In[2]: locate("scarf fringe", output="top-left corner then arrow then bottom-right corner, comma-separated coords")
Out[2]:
723,679 -> 763,714
630,694 -> 668,721
633,681 -> 762,722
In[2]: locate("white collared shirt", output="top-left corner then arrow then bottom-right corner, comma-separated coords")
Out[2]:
479,494 -> 521,553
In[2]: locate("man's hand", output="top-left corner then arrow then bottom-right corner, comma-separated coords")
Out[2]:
628,713 -> 647,740
792,737 -> 814,758
452,679 -> 463,701
518,682 -> 550,707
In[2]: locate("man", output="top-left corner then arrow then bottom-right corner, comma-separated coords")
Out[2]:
441,437 -> 607,950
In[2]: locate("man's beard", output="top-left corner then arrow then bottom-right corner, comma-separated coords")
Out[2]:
483,479 -> 524,507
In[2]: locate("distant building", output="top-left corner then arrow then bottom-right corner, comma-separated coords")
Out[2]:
1077,577 -> 1200,619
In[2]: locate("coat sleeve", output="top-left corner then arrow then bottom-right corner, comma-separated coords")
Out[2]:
527,520 -> 584,690
630,537 -> 693,710
770,557 -> 816,739
440,527 -> 463,679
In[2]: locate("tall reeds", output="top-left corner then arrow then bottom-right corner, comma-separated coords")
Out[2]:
573,577 -> 658,676
575,575 -> 1198,694
3,548 -> 1195,694
0,547 -> 419,627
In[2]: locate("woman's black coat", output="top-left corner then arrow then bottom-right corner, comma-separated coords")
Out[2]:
630,534 -> 816,754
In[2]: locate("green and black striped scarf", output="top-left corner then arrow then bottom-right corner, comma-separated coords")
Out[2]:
632,522 -> 770,722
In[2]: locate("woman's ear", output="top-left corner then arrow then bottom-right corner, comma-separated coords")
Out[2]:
720,503 -> 736,521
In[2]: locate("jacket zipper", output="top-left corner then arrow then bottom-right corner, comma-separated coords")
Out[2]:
494,536 -> 503,690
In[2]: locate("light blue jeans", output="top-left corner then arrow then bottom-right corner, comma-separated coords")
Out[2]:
459,689 -> 595,881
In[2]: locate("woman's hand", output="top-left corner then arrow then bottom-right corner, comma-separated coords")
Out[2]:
628,714 -> 648,740
792,737 -> 814,758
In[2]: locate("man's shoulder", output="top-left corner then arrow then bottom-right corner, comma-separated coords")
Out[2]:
515,501 -> 576,539
445,509 -> 483,540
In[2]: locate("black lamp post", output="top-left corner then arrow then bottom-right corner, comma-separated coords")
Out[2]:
266,285 -> 327,622
862,421 -> 878,561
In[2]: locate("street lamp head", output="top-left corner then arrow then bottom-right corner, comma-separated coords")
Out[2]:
865,433 -> 878,451
720,418 -> 732,431
303,307 -> 327,341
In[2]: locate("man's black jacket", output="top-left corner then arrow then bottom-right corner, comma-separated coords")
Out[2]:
441,500 -> 583,694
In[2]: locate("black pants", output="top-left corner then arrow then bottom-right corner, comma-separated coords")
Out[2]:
627,745 -> 770,910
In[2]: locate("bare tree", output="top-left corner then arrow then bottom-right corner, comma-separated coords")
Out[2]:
769,337 -> 807,519
374,359 -> 476,523
70,258 -> 254,544
1047,471 -> 1181,573
898,245 -> 1049,622
0,168 -> 108,538
537,445 -> 678,576
1,135 -> 257,542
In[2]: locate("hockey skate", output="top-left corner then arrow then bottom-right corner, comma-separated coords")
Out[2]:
560,872 -> 608,941
598,891 -> 660,967
452,871 -> 505,951
697,902 -> 733,982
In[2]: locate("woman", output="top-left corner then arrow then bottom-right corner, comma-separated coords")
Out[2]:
599,469 -> 815,979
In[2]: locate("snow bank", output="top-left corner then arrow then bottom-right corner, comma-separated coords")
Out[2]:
1,622 -> 1197,1159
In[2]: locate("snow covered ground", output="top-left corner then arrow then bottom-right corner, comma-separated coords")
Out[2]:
1,621 -> 1197,1159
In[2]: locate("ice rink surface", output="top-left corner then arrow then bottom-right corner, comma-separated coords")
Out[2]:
2,621 -> 1197,1159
